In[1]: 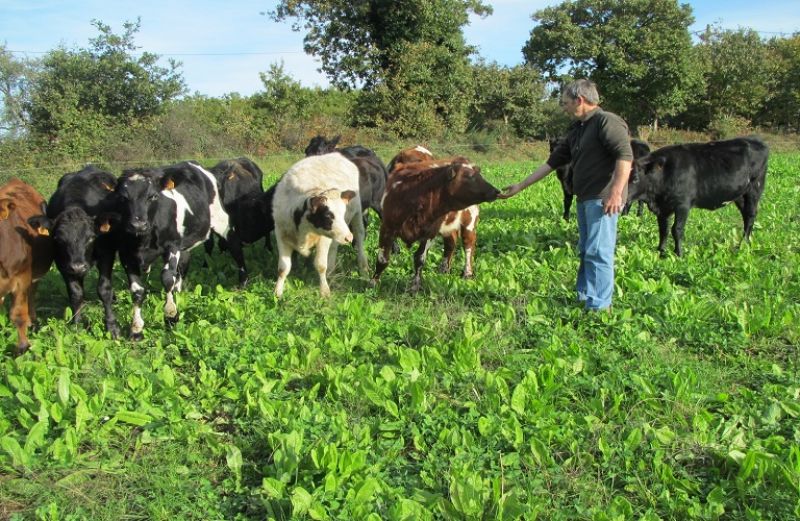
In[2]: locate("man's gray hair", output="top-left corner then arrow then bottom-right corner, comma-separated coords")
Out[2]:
562,79 -> 600,105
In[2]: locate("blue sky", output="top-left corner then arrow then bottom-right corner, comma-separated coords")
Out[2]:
2,1 -> 798,97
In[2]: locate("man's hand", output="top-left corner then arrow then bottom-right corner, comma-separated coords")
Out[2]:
498,184 -> 521,199
603,190 -> 624,215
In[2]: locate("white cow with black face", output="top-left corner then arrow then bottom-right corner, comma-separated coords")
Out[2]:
272,153 -> 368,297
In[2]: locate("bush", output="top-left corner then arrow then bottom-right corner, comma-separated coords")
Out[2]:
708,113 -> 752,140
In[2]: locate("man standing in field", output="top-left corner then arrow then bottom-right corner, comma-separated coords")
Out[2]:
500,79 -> 633,312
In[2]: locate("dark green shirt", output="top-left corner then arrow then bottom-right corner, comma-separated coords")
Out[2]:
546,108 -> 633,202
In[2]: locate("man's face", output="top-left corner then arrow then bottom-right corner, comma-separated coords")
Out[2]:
560,94 -> 581,119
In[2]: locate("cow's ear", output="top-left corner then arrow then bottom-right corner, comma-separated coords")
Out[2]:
27,215 -> 51,236
330,135 -> 341,148
95,212 -> 119,234
340,190 -> 357,202
309,195 -> 327,213
0,198 -> 15,220
162,176 -> 176,191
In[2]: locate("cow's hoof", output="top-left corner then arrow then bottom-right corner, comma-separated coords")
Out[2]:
130,331 -> 144,342
107,322 -> 121,339
164,314 -> 180,328
15,342 -> 30,356
462,271 -> 474,279
438,263 -> 451,274
369,278 -> 379,288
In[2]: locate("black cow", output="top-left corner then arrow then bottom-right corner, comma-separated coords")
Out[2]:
305,134 -> 388,227
205,157 -> 274,285
115,161 -> 232,339
621,139 -> 652,216
626,136 -> 769,256
548,137 -> 574,220
550,137 -> 651,220
36,166 -> 121,337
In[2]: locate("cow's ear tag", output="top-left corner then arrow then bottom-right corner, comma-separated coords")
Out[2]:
164,178 -> 176,190
99,221 -> 111,233
102,182 -> 115,192
37,226 -> 50,236
227,172 -> 236,180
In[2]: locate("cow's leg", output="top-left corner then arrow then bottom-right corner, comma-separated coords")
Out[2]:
656,213 -> 672,257
315,237 -> 333,297
735,190 -> 761,244
371,228 -> 394,286
410,239 -> 431,294
96,252 -> 120,338
274,236 -> 293,298
563,191 -> 573,221
11,281 -> 32,355
672,207 -> 690,257
62,274 -> 87,325
224,231 -> 249,286
349,209 -> 369,276
161,250 -> 182,327
462,226 -> 478,279
636,201 -> 645,217
439,232 -> 457,274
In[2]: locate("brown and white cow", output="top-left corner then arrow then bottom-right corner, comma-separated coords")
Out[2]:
373,157 -> 499,293
388,147 -> 482,278
0,179 -> 54,355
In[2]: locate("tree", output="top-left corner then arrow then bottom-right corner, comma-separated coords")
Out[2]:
0,44 -> 35,136
269,0 -> 491,135
468,62 -> 550,139
522,0 -> 704,130
760,34 -> 800,131
26,19 -> 186,139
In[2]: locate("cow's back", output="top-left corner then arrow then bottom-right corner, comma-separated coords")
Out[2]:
275,153 -> 360,211
48,166 -> 118,218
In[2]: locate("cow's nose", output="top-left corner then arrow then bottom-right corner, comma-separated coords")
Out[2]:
344,232 -> 353,244
129,219 -> 148,232
69,262 -> 89,274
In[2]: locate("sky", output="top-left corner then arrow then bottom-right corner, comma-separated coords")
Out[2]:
2,0 -> 799,98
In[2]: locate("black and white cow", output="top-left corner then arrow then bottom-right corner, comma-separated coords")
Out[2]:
114,161 -> 231,339
304,135 -> 388,228
272,153 -> 368,298
37,166 -> 121,336
626,136 -> 769,256
205,157 -> 274,285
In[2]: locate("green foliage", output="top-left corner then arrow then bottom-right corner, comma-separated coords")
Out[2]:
759,34 -> 800,131
1,154 -> 799,519
0,44 -> 35,136
524,0 -> 704,129
25,19 -> 185,140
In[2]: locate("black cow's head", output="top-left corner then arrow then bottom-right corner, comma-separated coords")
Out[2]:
34,207 -> 117,276
116,168 -> 166,235
627,154 -> 667,203
445,162 -> 501,206
304,135 -> 340,156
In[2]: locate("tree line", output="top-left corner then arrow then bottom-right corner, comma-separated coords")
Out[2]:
1,0 -> 798,168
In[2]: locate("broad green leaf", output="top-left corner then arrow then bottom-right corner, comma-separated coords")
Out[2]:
291,486 -> 313,516
114,410 -> 152,426
58,368 -> 70,405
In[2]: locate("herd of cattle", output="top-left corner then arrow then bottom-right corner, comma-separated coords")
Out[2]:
0,135 -> 769,355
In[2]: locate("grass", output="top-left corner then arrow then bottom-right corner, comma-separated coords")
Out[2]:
1,152 -> 799,520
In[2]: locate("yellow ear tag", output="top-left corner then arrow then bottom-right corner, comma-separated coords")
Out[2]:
37,226 -> 50,236
99,222 -> 111,233
102,182 -> 115,191
165,179 -> 176,190
227,173 -> 236,180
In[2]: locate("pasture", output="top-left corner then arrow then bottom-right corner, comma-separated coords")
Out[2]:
1,152 -> 799,520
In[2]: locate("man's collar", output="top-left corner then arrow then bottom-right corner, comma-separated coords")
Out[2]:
580,106 -> 601,122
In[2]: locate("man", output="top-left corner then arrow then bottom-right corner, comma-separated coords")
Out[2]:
500,79 -> 633,311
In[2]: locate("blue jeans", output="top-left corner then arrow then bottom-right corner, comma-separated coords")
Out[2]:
576,199 -> 618,310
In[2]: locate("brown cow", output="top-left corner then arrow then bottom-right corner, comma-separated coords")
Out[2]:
387,147 -> 482,278
0,179 -> 54,355
372,158 -> 499,293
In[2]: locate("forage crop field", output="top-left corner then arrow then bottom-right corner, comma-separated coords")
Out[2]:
1,153 -> 799,520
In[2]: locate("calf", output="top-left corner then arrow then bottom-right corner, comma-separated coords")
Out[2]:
621,139 -> 652,216
38,166 -> 121,336
305,135 -> 388,227
115,162 -> 231,339
626,136 -> 769,256
206,157 -> 274,284
272,153 -> 368,297
388,147 -> 482,278
551,137 -> 651,220
548,138 -> 575,220
372,158 -> 500,293
0,179 -> 54,354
